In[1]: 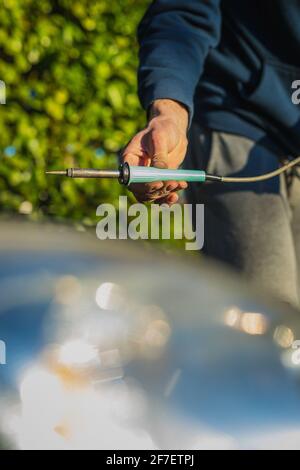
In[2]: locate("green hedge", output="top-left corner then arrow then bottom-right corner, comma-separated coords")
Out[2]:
0,0 -> 149,225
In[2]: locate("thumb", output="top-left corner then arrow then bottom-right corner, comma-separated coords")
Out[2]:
143,128 -> 169,169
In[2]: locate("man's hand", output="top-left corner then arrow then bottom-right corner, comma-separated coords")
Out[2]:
121,99 -> 189,205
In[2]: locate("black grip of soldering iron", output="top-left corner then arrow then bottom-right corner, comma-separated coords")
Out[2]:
119,162 -> 130,185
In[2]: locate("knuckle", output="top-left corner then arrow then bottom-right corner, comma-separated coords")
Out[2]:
152,158 -> 168,169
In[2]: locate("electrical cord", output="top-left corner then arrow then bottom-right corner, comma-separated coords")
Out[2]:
215,156 -> 300,183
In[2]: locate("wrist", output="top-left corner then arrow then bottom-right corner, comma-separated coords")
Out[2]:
149,99 -> 189,133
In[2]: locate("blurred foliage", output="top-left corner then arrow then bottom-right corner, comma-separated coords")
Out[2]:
0,0 -> 149,225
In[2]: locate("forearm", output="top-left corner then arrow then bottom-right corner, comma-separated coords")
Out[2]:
149,99 -> 189,134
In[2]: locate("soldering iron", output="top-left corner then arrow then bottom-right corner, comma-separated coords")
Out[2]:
46,157 -> 300,185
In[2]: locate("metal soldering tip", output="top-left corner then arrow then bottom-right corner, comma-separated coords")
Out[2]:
45,170 -> 67,176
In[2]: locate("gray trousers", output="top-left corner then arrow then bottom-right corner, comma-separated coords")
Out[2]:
186,123 -> 300,307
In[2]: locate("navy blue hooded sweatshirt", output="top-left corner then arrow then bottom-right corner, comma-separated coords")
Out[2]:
138,0 -> 300,155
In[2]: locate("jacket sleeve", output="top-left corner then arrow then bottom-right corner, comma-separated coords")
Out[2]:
137,0 -> 222,122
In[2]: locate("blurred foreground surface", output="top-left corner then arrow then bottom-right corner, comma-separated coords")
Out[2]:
1,222 -> 300,449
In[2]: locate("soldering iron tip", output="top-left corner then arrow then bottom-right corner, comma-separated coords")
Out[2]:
45,170 -> 67,176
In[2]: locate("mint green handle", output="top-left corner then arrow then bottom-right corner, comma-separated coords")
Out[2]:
128,166 -> 206,184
